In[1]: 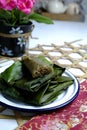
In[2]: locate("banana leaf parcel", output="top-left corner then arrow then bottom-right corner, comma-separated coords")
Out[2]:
0,55 -> 74,106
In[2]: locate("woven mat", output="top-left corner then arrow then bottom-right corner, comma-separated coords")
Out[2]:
0,42 -> 87,128
29,43 -> 87,81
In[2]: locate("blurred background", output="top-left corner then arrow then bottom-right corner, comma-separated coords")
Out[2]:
34,0 -> 87,14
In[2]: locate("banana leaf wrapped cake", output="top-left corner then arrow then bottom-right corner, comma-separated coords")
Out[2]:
0,55 -> 74,106
22,55 -> 53,78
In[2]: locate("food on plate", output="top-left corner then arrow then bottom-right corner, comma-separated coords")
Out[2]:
0,55 -> 74,106
22,55 -> 53,78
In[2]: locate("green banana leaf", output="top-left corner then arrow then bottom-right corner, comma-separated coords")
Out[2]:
0,74 -> 74,106
14,64 -> 65,92
2,87 -> 24,101
0,56 -> 74,106
37,55 -> 52,66
1,61 -> 23,85
25,76 -> 74,105
0,74 -> 8,90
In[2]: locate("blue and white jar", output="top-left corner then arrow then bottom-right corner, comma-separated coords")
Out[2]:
0,21 -> 34,57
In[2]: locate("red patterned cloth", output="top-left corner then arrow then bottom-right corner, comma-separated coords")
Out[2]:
17,80 -> 87,130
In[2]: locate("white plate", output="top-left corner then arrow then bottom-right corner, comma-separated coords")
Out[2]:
0,66 -> 80,112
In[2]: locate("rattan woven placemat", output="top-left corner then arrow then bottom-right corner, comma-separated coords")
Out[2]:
29,43 -> 87,81
0,42 -> 87,128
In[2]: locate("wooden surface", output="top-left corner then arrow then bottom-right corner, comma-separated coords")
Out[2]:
41,12 -> 85,22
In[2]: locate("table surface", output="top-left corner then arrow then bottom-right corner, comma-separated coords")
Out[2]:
0,15 -> 87,130
29,15 -> 87,48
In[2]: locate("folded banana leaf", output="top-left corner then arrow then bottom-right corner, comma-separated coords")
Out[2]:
25,76 -> 74,106
0,74 -> 74,106
22,55 -> 53,78
0,55 -> 74,106
14,64 -> 65,92
0,74 -> 7,91
1,61 -> 23,85
2,87 -> 24,101
38,55 -> 52,66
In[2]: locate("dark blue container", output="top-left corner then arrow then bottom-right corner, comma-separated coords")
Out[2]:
0,21 -> 34,57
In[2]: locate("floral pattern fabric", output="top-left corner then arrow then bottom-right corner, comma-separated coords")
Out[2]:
17,80 -> 87,130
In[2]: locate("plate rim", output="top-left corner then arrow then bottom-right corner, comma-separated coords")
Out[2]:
0,70 -> 80,112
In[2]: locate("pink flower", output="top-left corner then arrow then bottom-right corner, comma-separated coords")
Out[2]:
0,0 -> 37,13
0,0 -> 6,8
17,0 -> 34,14
0,0 -> 17,10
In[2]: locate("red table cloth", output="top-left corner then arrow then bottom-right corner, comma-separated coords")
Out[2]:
17,80 -> 87,130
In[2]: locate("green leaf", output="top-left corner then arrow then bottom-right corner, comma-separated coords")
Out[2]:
1,61 -> 23,84
0,9 -> 53,25
2,87 -> 24,101
29,12 -> 53,24
38,55 -> 52,66
13,63 -> 65,93
0,57 -> 74,106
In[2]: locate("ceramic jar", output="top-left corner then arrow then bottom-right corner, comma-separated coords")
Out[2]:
0,21 -> 34,57
47,0 -> 67,14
